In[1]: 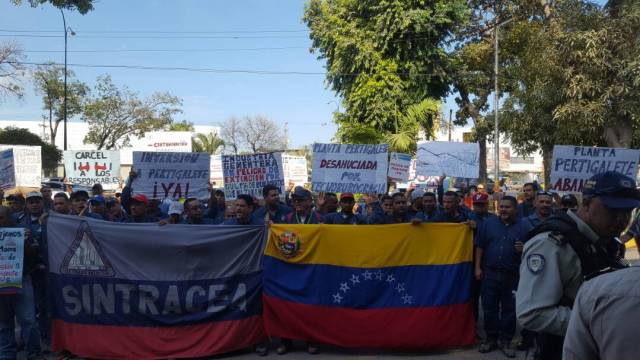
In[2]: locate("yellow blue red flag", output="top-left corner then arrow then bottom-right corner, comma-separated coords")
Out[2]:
263,223 -> 476,349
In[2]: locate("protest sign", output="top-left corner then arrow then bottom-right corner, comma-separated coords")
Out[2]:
311,143 -> 388,194
282,154 -> 308,187
222,152 -> 284,199
64,150 -> 121,190
0,228 -> 25,294
388,152 -> 412,182
0,145 -> 41,187
550,145 -> 640,192
132,151 -> 210,199
210,154 -> 224,187
416,141 -> 479,179
47,213 -> 266,358
0,149 -> 16,190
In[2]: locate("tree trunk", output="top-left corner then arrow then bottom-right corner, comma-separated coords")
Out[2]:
542,143 -> 553,187
604,117 -> 633,148
478,135 -> 488,185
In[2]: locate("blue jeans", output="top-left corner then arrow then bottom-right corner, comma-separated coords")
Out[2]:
481,269 -> 518,343
0,274 -> 41,359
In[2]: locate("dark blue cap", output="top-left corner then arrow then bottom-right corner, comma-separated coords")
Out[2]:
89,195 -> 105,205
582,171 -> 640,209
291,186 -> 312,200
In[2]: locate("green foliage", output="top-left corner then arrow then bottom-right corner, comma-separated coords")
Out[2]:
0,42 -> 25,101
82,75 -> 182,150
192,132 -> 224,154
33,63 -> 89,145
304,0 -> 468,149
0,126 -> 61,174
11,0 -> 94,14
168,120 -> 195,132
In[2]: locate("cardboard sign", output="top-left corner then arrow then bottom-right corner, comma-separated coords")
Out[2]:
64,150 -> 121,189
210,154 -> 224,187
132,152 -> 211,199
416,141 -> 479,179
282,154 -> 308,187
312,143 -> 388,194
550,145 -> 640,192
0,149 -> 16,190
0,228 -> 25,293
388,152 -> 412,182
222,152 -> 284,199
0,145 -> 41,187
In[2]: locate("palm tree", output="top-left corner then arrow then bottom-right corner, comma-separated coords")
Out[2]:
385,98 -> 441,154
192,132 -> 225,154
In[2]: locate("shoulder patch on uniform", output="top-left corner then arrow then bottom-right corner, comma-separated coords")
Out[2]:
526,253 -> 545,274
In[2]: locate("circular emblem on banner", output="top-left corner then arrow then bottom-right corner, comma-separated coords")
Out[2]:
277,231 -> 302,258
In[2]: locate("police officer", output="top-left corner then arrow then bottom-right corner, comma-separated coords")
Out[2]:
516,171 -> 640,360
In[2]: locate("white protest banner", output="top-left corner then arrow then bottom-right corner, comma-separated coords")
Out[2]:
416,141 -> 479,178
121,131 -> 193,164
312,143 -> 388,194
210,154 -> 224,187
282,154 -> 308,187
388,152 -> 412,181
0,145 -> 41,187
64,150 -> 121,189
0,228 -> 24,294
222,152 -> 284,199
0,149 -> 16,190
550,145 -> 640,192
132,152 -> 210,199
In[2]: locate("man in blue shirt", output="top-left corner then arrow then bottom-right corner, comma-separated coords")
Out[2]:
323,193 -> 366,225
180,198 -> 219,225
517,183 -> 536,218
524,191 -> 554,229
367,195 -> 395,224
125,194 -> 159,223
415,192 -> 440,222
283,187 -> 323,224
224,195 -> 264,226
432,191 -> 471,223
475,196 -> 529,357
471,192 -> 497,228
253,184 -> 292,223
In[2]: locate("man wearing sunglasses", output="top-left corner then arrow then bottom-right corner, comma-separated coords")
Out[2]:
516,171 -> 640,360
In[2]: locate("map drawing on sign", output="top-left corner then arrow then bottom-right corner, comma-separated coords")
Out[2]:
416,141 -> 479,179
60,221 -> 114,277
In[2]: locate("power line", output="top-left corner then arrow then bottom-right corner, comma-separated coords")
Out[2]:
22,46 -> 308,54
0,34 -> 308,39
0,29 -> 310,34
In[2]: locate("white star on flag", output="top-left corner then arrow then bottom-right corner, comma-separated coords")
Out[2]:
386,274 -> 395,283
402,294 -> 413,305
362,270 -> 373,280
350,274 -> 360,285
340,282 -> 350,293
395,283 -> 406,293
375,271 -> 383,280
333,293 -> 343,304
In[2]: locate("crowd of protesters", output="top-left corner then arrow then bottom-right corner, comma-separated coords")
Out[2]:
1,170 -> 639,359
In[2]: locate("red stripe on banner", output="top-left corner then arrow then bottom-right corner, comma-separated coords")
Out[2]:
52,316 -> 265,359
263,294 -> 475,349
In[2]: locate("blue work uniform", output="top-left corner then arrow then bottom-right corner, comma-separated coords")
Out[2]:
283,211 -> 323,224
432,211 -> 470,223
254,204 -> 293,223
323,212 -> 367,225
223,214 -> 265,226
180,217 -> 219,225
414,209 -> 441,222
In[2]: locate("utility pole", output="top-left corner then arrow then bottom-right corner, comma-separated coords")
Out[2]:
448,109 -> 453,142
493,16 -> 500,186
61,8 -> 68,151
284,122 -> 289,150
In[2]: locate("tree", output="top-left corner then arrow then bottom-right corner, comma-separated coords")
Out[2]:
192,132 -> 224,154
168,120 -> 194,132
240,115 -> 286,153
304,0 -> 468,149
33,64 -> 88,146
11,0 -> 95,13
219,116 -> 243,155
0,42 -> 26,101
0,126 -> 62,175
82,75 -> 182,150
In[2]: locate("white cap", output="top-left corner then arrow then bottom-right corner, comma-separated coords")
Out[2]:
168,201 -> 184,216
26,191 -> 43,200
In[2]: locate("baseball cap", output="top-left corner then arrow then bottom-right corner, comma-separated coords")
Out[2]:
168,201 -> 184,215
477,184 -> 486,190
25,191 -> 43,200
340,192 -> 355,201
411,189 -> 425,201
561,194 -> 578,207
582,171 -> 640,209
291,186 -> 312,200
89,195 -> 105,205
472,193 -> 489,204
131,194 -> 149,205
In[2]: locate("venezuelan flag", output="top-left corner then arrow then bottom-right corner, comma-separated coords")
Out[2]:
263,223 -> 476,349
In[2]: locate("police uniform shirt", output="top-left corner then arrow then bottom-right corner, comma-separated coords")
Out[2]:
516,210 -> 599,336
563,267 -> 640,360
475,216 -> 529,272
